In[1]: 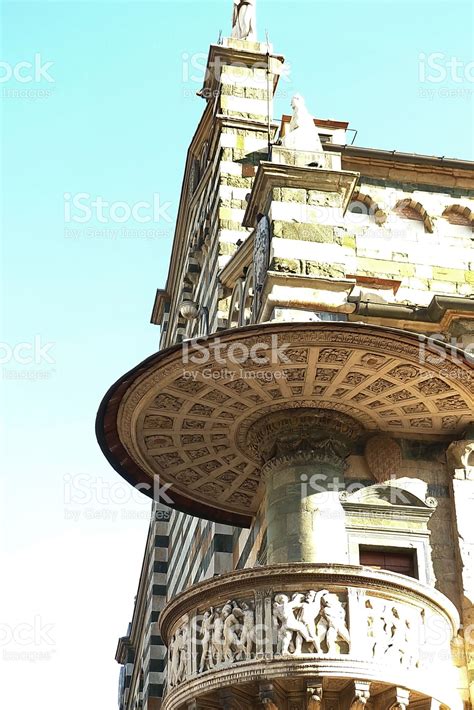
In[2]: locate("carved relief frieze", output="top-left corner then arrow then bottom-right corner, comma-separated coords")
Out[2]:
365,597 -> 423,669
169,619 -> 190,689
272,590 -> 350,656
159,565 -> 459,710
198,599 -> 256,673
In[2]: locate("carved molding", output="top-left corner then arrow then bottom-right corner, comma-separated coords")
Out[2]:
247,408 -> 363,464
262,447 -> 346,477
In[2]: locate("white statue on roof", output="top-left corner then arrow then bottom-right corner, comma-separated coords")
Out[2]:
232,0 -> 257,41
281,94 -> 324,153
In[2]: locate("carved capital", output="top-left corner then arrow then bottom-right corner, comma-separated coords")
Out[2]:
248,407 -> 364,464
262,447 -> 347,477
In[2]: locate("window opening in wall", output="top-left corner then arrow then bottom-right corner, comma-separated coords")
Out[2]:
359,546 -> 417,578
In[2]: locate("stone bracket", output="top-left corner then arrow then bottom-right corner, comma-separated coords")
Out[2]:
306,679 -> 323,710
372,687 -> 410,710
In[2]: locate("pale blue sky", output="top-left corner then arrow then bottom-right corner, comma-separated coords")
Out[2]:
1,1 -> 473,707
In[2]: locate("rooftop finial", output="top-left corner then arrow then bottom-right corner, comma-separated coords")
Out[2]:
232,0 -> 257,41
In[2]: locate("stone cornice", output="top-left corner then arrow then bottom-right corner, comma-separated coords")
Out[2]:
161,656 -> 458,710
243,162 -> 360,227
201,42 -> 285,100
329,144 -> 474,188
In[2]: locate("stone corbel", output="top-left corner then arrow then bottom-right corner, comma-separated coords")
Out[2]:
373,687 -> 410,710
306,680 -> 323,710
350,681 -> 371,710
339,680 -> 370,710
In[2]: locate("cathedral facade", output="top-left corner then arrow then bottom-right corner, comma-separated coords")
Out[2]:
97,7 -> 474,710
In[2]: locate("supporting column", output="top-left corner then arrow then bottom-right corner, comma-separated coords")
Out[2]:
248,408 -> 363,564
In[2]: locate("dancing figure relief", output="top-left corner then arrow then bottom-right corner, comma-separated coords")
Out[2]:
198,599 -> 255,672
366,598 -> 421,669
168,623 -> 188,688
273,590 -> 350,656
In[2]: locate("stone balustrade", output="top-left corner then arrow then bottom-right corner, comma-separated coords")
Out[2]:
159,564 -> 461,710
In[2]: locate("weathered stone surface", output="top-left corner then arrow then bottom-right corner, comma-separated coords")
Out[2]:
269,256 -> 302,274
272,221 -> 336,243
305,261 -> 346,278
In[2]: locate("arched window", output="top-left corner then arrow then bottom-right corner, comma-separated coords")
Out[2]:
347,192 -> 386,226
442,204 -> 474,234
227,279 -> 244,328
241,266 -> 256,326
393,198 -> 433,233
199,141 -> 209,174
